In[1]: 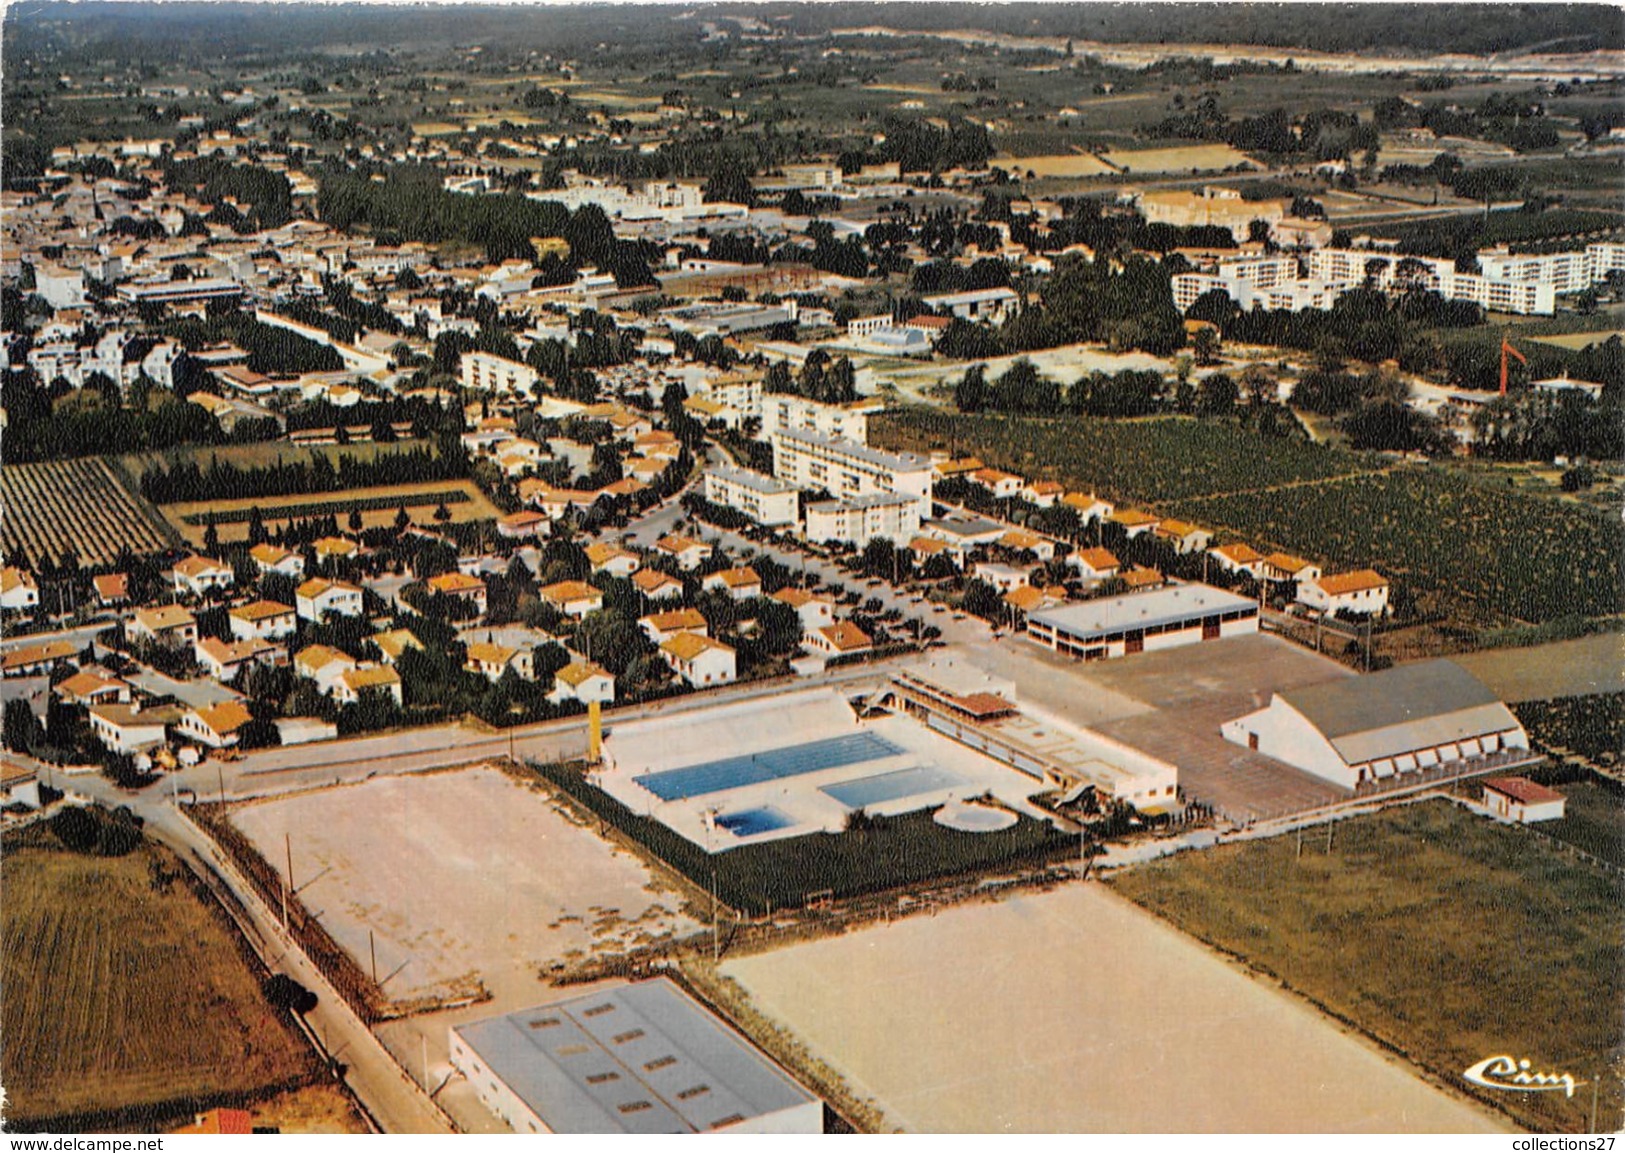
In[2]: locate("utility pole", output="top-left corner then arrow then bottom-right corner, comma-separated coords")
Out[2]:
216,762 -> 225,806
710,868 -> 720,964
370,929 -> 378,985
283,832 -> 293,930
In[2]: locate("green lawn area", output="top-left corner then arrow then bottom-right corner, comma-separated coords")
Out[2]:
532,761 -> 1075,917
1108,800 -> 1623,1134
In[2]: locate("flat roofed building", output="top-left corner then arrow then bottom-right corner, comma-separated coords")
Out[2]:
803,493 -> 922,548
1222,659 -> 1533,791
770,429 -> 932,516
1026,584 -> 1259,661
703,466 -> 801,527
448,978 -> 821,1134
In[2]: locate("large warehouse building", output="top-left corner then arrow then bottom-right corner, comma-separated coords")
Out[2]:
1025,584 -> 1259,660
449,978 -> 822,1134
1220,659 -> 1535,791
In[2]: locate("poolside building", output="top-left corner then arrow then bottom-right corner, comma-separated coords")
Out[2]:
1025,584 -> 1259,660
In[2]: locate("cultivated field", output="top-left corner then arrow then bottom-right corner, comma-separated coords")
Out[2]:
228,767 -> 698,1007
1456,634 -> 1625,702
160,478 -> 502,546
1529,330 -> 1625,351
1103,143 -> 1261,173
722,882 -> 1504,1133
1,456 -> 178,567
1,831 -> 313,1128
1109,800 -> 1624,1134
992,152 -> 1116,178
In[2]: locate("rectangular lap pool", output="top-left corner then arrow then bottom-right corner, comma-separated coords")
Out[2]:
634,731 -> 906,802
714,806 -> 796,838
820,764 -> 964,809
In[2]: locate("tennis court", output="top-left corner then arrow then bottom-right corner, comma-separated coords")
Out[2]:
821,764 -> 964,809
633,732 -> 905,801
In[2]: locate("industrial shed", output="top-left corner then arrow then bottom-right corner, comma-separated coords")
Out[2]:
1025,584 -> 1259,660
449,978 -> 822,1134
1220,659 -> 1535,791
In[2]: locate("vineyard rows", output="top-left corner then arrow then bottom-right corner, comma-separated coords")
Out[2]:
1182,470 -> 1625,624
1,457 -> 177,568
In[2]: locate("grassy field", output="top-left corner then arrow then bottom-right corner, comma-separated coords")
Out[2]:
1103,143 -> 1260,173
160,478 -> 501,546
1,457 -> 179,568
118,437 -> 439,477
1,830 -> 314,1128
1529,330 -> 1625,351
993,152 -> 1117,178
1107,800 -> 1623,1134
1534,778 -> 1625,869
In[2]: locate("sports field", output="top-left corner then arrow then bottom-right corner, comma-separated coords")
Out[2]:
723,882 -> 1503,1132
1109,800 -> 1623,1134
229,767 -> 698,1006
160,478 -> 501,545
1,829 -> 312,1127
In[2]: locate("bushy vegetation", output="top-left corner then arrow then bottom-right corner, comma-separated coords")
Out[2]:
140,443 -> 464,504
1514,695 -> 1625,763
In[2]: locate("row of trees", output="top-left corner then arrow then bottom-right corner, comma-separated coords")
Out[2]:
139,441 -> 466,504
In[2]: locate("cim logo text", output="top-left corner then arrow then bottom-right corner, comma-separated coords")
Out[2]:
1464,1055 -> 1580,1098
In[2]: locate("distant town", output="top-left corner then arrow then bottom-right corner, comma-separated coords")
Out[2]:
1,1 -> 1620,1139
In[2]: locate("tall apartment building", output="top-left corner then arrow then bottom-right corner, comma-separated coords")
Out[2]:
770,429 -> 933,516
760,394 -> 878,443
703,466 -> 802,527
803,493 -> 923,547
460,351 -> 541,395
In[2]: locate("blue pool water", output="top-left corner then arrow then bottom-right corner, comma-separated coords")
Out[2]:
635,731 -> 904,801
714,806 -> 795,838
820,764 -> 964,809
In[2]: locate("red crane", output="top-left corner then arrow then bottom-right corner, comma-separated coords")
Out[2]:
1499,336 -> 1527,396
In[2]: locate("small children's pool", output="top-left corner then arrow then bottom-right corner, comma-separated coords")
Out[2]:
715,806 -> 796,838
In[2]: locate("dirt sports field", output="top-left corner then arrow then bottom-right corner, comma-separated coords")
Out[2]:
228,767 -> 698,1007
1,829 -> 312,1127
0,456 -> 177,567
160,478 -> 502,546
723,883 -> 1504,1133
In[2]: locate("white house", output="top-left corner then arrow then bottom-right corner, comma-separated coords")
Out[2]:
1067,547 -> 1120,585
334,665 -> 403,707
177,701 -> 255,749
173,555 -> 235,597
552,660 -> 616,705
1,567 -> 40,612
539,580 -> 604,619
772,588 -> 835,630
1482,777 -> 1566,823
297,577 -> 364,622
661,632 -> 736,687
228,600 -> 298,642
294,644 -> 358,694
654,534 -> 712,571
702,567 -> 762,601
249,543 -> 306,579
1296,570 -> 1391,617
586,543 -> 642,578
633,569 -> 685,603
89,702 -> 179,753
640,609 -> 708,646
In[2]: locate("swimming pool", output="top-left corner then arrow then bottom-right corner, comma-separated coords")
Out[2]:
820,764 -> 965,810
714,806 -> 796,838
634,731 -> 905,801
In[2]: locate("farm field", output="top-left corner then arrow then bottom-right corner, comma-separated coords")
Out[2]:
1529,777 -> 1625,869
119,436 -> 439,477
874,410 -> 1378,504
1529,330 -> 1625,351
1108,800 -> 1624,1134
159,478 -> 501,546
721,882 -> 1504,1133
228,767 -> 698,1008
1460,635 -> 1625,703
1103,142 -> 1261,173
1,829 -> 313,1128
1,456 -> 178,567
1179,469 -> 1625,623
992,152 -> 1116,178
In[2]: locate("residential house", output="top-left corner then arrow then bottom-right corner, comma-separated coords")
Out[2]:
173,555 -> 235,597
586,543 -> 642,578
127,605 -> 198,648
1263,552 -> 1322,586
465,641 -> 535,682
294,644 -> 358,694
195,636 -> 283,682
1152,519 -> 1213,555
661,632 -> 737,687
92,573 -> 130,607
1107,509 -> 1161,539
969,467 -> 1024,500
1210,542 -> 1266,578
803,620 -> 873,659
539,580 -> 604,619
372,628 -> 424,665
552,660 -> 615,705
632,569 -> 685,603
497,510 -> 551,540
772,588 -> 835,630
1,567 -> 39,611
425,572 -> 488,616
89,702 -> 180,753
640,609 -> 709,646
1020,480 -> 1065,508
1297,570 -> 1390,617
53,671 -> 131,707
1061,492 -> 1114,523
177,700 -> 255,748
335,665 -> 403,707
249,543 -> 306,579
702,566 -> 762,601
1067,548 -> 1121,585
228,600 -> 297,642
297,577 -> 365,622
998,529 -> 1055,562
2,641 -> 77,677
654,534 -> 712,571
